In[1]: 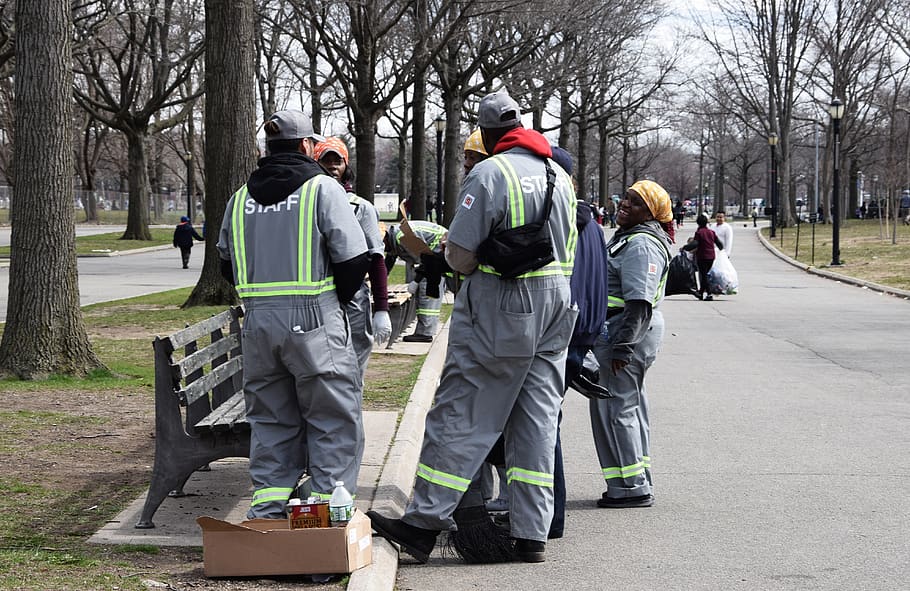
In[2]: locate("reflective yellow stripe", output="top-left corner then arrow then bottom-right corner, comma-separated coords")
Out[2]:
415,463 -> 471,492
233,179 -> 337,298
507,466 -> 554,488
490,156 -> 524,226
416,308 -> 441,315
250,486 -> 294,506
608,296 -> 625,308
231,186 -> 249,285
601,461 -> 646,480
643,455 -> 651,468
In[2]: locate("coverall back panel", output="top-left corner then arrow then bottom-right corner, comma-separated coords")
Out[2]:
391,221 -> 448,336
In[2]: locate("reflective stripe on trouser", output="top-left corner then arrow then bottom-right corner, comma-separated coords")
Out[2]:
403,272 -> 576,542
242,293 -> 364,519
345,282 -> 374,382
415,277 -> 445,336
589,309 -> 663,498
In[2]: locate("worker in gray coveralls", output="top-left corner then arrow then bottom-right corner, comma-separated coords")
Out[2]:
591,180 -> 674,509
216,109 -> 370,519
383,220 -> 448,343
367,91 -> 578,564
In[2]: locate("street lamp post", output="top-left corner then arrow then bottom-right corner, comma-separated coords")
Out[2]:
185,152 -> 194,222
768,132 -> 779,239
829,97 -> 845,266
433,116 -> 445,225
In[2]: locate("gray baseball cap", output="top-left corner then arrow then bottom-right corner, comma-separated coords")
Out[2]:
265,109 -> 326,142
478,92 -> 521,129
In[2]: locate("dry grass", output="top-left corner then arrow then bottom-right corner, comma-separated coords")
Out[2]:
762,218 -> 910,291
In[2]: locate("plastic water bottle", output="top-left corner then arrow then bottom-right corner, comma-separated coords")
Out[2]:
329,481 -> 354,526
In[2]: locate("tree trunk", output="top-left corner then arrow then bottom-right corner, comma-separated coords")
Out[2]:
0,0 -> 104,379
442,92 -> 463,227
410,65 -> 428,221
183,0 -> 257,308
121,131 -> 152,240
353,110 -> 380,203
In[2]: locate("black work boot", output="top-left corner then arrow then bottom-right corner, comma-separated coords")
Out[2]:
514,538 -> 546,563
366,510 -> 438,564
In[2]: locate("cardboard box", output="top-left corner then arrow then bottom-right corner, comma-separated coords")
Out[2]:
196,509 -> 372,577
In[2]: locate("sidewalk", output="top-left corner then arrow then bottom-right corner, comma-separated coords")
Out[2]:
88,319 -> 449,591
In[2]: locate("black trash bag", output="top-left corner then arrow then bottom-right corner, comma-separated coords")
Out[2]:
665,252 -> 699,297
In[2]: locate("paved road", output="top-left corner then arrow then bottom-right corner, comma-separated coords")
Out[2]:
396,222 -> 910,590
0,224 -> 129,247
0,245 -> 201,322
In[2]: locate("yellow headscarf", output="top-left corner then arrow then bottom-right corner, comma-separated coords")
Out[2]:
463,129 -> 488,156
628,180 -> 672,223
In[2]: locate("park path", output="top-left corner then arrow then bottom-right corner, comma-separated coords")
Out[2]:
396,221 -> 910,591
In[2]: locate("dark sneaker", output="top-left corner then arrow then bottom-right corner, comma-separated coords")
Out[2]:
596,493 -> 654,508
704,295 -> 714,301
366,510 -> 438,564
515,538 -> 546,563
402,333 -> 433,343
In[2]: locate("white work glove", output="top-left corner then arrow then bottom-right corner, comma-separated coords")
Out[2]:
407,280 -> 420,295
372,310 -> 392,346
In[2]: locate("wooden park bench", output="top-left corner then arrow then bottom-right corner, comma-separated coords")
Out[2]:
136,306 -> 247,529
135,288 -> 415,528
385,284 -> 418,348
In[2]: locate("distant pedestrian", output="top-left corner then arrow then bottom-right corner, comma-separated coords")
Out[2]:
712,211 -> 733,257
751,206 -> 759,227
605,199 -> 617,228
674,199 -> 686,228
682,213 -> 724,301
172,216 -> 203,269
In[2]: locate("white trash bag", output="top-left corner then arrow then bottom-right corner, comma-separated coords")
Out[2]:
707,249 -> 738,295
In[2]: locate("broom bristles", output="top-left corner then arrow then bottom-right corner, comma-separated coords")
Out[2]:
444,506 -> 517,564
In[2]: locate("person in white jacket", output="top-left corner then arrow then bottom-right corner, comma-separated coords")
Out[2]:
713,211 -> 733,258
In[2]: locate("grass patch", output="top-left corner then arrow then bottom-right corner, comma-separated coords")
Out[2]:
762,219 -> 910,290
0,283 -> 427,589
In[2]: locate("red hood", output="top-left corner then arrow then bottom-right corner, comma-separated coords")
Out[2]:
492,128 -> 553,159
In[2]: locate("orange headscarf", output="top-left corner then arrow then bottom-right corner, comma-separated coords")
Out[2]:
313,136 -> 349,163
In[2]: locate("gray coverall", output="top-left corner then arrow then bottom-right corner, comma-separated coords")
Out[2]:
217,177 -> 367,519
591,222 -> 671,499
402,149 -> 578,543
387,221 -> 447,337
346,193 -> 385,377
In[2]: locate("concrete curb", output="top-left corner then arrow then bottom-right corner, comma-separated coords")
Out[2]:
347,322 -> 449,591
78,244 -> 173,257
757,228 -> 910,300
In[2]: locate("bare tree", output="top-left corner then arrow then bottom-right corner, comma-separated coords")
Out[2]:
183,0 -> 258,307
0,0 -> 103,378
698,0 -> 822,228
72,0 -> 204,240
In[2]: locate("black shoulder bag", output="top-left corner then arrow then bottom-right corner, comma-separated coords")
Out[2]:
475,159 -> 557,280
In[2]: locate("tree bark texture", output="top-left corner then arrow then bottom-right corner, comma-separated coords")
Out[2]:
184,0 -> 257,307
0,0 -> 104,379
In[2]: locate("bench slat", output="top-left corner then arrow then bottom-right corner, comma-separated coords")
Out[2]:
176,333 -> 240,380
194,390 -> 247,432
168,309 -> 237,350
178,356 -> 243,406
